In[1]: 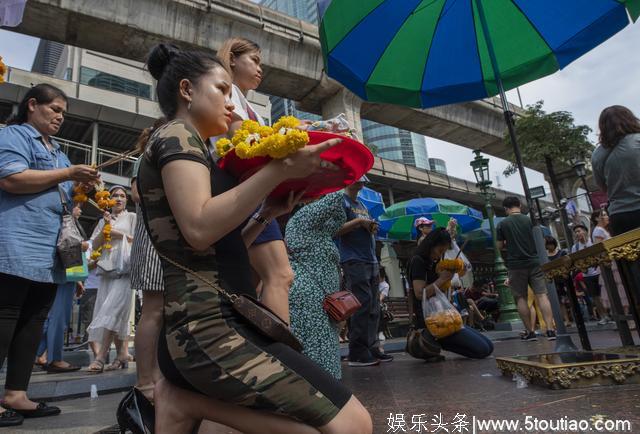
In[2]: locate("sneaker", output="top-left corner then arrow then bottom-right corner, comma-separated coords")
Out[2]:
597,317 -> 611,326
521,331 -> 538,341
347,357 -> 380,367
546,330 -> 557,341
371,351 -> 394,363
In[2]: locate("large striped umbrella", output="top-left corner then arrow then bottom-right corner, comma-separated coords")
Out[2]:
319,0 -> 639,108
377,198 -> 482,241
357,186 -> 386,219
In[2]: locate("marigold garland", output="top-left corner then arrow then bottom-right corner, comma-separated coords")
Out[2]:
92,185 -> 117,258
72,184 -> 89,204
216,116 -> 309,159
0,56 -> 7,84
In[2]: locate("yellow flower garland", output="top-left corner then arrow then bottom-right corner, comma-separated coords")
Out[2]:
216,116 -> 309,159
0,56 -> 7,83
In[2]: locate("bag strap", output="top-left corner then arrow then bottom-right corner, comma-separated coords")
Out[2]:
406,257 -> 418,328
57,185 -> 71,215
156,251 -> 238,303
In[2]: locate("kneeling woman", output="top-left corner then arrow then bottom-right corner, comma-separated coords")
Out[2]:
137,43 -> 371,434
409,228 -> 493,359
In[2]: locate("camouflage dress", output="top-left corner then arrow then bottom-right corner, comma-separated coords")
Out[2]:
137,120 -> 351,427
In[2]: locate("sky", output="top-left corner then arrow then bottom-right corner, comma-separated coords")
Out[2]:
2,18 -> 639,196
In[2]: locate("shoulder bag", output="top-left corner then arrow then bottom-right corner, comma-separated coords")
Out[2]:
56,185 -> 86,268
157,252 -> 303,352
323,265 -> 362,322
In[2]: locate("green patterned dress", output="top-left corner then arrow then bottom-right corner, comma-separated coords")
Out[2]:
286,192 -> 346,379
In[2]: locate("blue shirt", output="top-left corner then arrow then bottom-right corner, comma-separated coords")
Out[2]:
0,123 -> 73,284
336,194 -> 377,264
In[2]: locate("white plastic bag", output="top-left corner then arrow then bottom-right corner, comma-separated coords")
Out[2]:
116,239 -> 131,276
422,287 -> 464,339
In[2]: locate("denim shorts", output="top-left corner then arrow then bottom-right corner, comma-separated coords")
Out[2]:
253,219 -> 284,245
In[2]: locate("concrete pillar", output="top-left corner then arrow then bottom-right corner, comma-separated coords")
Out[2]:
90,122 -> 99,166
387,187 -> 395,206
380,243 -> 404,298
321,88 -> 363,140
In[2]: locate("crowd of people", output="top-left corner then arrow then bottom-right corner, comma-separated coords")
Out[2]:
0,33 -> 639,432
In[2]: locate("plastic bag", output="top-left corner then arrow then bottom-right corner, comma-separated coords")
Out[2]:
116,239 -> 131,276
66,253 -> 89,282
422,287 -> 464,339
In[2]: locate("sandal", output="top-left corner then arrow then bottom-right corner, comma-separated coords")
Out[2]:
105,359 -> 129,371
87,359 -> 105,374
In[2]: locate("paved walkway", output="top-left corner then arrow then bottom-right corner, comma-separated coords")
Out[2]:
4,329 -> 639,433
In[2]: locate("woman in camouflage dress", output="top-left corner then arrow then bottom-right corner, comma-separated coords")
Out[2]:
135,43 -> 372,434
287,192 -> 346,379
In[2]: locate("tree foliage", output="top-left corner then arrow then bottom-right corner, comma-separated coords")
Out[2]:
503,101 -> 594,176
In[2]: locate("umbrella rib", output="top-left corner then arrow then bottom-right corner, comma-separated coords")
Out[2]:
324,0 -> 389,56
418,0 -> 450,104
362,0 -> 433,88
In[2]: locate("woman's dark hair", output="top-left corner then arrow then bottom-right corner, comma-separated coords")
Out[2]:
544,235 -> 558,249
590,208 -> 608,230
598,105 -> 640,149
414,227 -> 451,261
6,83 -> 68,125
134,117 -> 167,154
146,43 -> 227,119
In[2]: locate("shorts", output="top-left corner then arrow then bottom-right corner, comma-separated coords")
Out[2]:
253,219 -> 284,245
508,266 -> 547,299
583,275 -> 602,298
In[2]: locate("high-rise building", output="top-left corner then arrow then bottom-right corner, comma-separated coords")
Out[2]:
261,0 -> 320,124
31,40 -> 65,76
261,0 -> 318,24
362,120 -> 430,170
269,96 -> 320,123
429,158 -> 448,175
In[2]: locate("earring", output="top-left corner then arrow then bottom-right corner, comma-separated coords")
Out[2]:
187,100 -> 192,111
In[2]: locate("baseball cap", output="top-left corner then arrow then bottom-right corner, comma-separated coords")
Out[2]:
414,217 -> 434,228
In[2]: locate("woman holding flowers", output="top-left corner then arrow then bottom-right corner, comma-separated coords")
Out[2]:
86,185 -> 136,373
409,228 -> 493,360
135,42 -> 371,434
215,37 -> 298,324
0,83 -> 100,426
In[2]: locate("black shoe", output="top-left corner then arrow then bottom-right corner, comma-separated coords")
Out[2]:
521,331 -> 538,341
0,409 -> 24,427
347,356 -> 380,367
371,351 -> 394,363
45,363 -> 81,374
2,402 -> 60,418
546,330 -> 557,341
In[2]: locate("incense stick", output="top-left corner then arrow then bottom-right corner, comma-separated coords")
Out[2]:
95,149 -> 140,170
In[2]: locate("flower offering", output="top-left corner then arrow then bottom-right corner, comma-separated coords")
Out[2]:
216,116 -> 309,159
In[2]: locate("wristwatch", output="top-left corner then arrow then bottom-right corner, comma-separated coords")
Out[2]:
252,212 -> 271,226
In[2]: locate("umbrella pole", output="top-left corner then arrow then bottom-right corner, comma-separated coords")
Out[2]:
474,0 -> 577,351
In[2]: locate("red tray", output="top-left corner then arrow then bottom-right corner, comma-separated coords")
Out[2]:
218,131 -> 374,199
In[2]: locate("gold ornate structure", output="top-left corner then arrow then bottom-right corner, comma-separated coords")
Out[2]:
496,352 -> 640,389
498,229 -> 640,389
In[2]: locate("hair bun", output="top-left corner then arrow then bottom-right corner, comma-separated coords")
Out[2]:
147,43 -> 179,80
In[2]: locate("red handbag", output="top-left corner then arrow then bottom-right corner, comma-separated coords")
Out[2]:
323,290 -> 362,322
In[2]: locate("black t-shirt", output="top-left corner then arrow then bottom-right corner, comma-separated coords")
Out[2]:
408,255 -> 438,328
